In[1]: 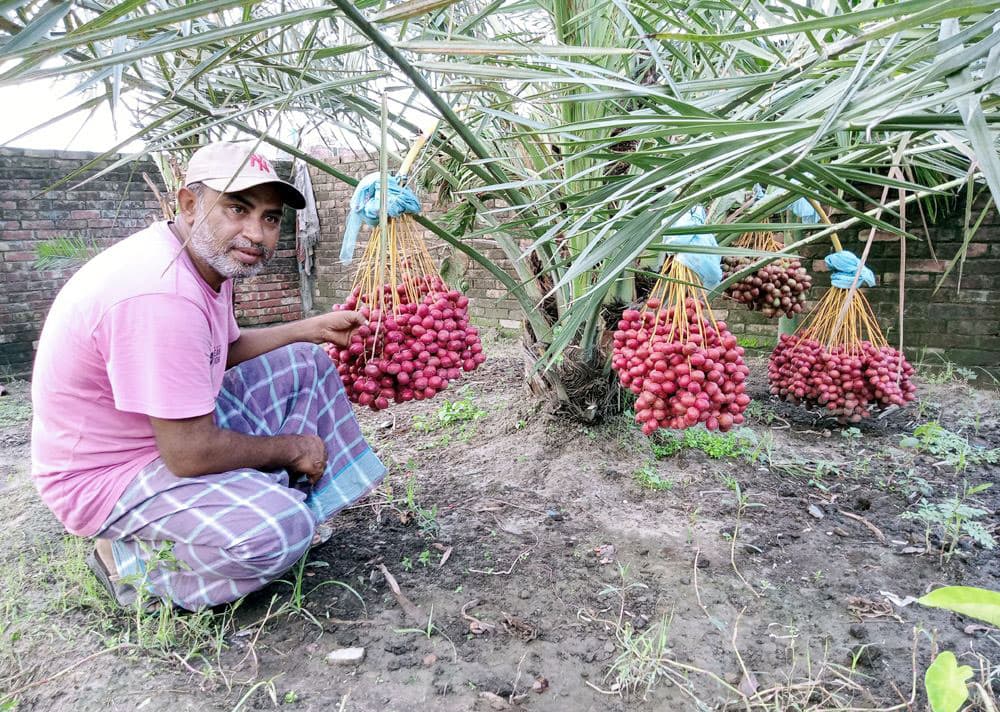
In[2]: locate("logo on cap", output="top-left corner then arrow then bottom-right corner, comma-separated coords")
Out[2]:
248,154 -> 274,175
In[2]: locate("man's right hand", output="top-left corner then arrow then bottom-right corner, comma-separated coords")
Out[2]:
150,413 -> 329,483
287,434 -> 328,485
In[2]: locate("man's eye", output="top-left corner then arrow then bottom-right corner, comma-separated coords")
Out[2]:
230,205 -> 246,214
265,215 -> 280,225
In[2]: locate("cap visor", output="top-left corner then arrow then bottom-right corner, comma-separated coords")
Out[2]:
200,176 -> 306,210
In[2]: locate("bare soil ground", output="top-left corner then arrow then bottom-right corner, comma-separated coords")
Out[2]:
1,338 -> 998,712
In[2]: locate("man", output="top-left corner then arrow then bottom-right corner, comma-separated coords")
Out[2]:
31,142 -> 385,611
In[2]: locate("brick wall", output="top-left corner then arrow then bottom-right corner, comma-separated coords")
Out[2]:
717,198 -> 1000,368
306,150 -> 524,329
0,148 -> 301,377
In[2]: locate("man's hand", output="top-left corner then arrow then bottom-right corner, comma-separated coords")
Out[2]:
227,310 -> 367,369
150,414 -> 330,483
302,311 -> 366,348
287,434 -> 328,485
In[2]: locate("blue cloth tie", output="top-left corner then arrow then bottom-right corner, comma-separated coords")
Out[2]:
340,173 -> 422,264
662,205 -> 723,289
825,250 -> 875,289
790,196 -> 820,222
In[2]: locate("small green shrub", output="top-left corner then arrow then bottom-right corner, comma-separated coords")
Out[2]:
651,426 -> 757,460
633,465 -> 673,491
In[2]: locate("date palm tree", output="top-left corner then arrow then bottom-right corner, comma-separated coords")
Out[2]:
2,0 -> 998,417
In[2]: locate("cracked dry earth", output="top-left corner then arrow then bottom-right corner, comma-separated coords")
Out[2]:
1,339 -> 998,711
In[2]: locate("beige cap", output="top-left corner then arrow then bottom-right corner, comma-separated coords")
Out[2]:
184,141 -> 306,209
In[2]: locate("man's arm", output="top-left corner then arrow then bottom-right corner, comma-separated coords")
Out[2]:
150,412 -> 328,482
227,310 -> 366,368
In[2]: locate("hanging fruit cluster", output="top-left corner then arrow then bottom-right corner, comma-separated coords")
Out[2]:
768,286 -> 916,422
325,216 -> 484,410
722,228 -> 811,318
612,261 -> 751,435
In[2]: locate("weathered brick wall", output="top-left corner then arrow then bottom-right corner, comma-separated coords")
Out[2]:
307,150 -> 524,329
717,198 -> 1000,368
0,148 -> 301,377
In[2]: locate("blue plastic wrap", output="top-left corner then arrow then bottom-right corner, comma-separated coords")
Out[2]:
790,196 -> 820,223
825,251 -> 875,289
340,172 -> 422,264
662,205 -> 723,289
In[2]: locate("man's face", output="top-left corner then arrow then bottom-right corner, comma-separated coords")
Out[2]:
188,183 -> 284,280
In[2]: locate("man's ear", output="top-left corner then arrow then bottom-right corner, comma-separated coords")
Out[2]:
176,186 -> 199,224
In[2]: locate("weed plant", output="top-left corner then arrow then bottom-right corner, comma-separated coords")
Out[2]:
902,482 -> 996,559
633,465 -> 673,491
906,422 -> 1000,472
651,426 -> 757,460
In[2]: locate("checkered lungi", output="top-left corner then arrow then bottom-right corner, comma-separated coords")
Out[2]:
96,343 -> 385,610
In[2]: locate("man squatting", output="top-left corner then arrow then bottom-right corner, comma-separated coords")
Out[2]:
30,142 -> 386,610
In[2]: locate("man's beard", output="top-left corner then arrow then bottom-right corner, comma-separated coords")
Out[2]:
189,204 -> 275,279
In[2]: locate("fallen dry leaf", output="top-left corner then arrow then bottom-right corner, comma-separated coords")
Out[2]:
532,676 -> 548,694
848,596 -> 903,622
435,545 -> 453,568
502,612 -> 538,641
964,624 -> 993,636
461,599 -> 496,635
378,564 -> 427,627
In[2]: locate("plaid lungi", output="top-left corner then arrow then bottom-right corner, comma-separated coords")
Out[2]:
96,343 -> 385,610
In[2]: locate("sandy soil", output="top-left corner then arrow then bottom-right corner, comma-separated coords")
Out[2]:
1,340 -> 998,711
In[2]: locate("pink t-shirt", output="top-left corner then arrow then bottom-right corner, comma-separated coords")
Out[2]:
31,222 -> 241,536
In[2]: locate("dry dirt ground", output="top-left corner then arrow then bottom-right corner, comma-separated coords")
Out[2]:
1,338 -> 998,712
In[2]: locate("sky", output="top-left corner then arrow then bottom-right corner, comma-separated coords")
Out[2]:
0,76 -> 140,152
0,74 -> 417,162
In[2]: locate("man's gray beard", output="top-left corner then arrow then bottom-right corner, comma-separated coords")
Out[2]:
189,205 -> 273,280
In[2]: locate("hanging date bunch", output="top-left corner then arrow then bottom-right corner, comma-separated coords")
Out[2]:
325,134 -> 484,411
612,223 -> 751,435
768,252 -> 916,423
722,226 -> 811,318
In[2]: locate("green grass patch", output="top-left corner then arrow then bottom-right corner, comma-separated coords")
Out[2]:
736,335 -> 771,349
633,464 -> 674,491
651,426 -> 757,460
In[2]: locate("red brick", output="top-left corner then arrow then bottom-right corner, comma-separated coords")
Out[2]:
3,251 -> 36,262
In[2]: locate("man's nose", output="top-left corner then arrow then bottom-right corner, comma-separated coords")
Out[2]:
243,218 -> 265,245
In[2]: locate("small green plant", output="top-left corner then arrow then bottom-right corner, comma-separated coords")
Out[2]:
917,586 -> 1000,712
283,690 -> 299,704
908,422 -> 1000,473
736,335 -> 770,349
902,482 -> 996,558
401,475 -> 439,537
33,235 -> 103,270
650,426 -> 757,460
401,556 -> 414,571
412,391 -> 486,435
604,616 -> 673,697
841,427 -> 862,440
917,355 -> 979,385
633,464 -> 673,491
417,549 -> 432,568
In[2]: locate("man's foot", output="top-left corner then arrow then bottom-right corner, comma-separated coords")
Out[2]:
87,540 -> 159,612
94,539 -> 119,582
311,523 -> 333,549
